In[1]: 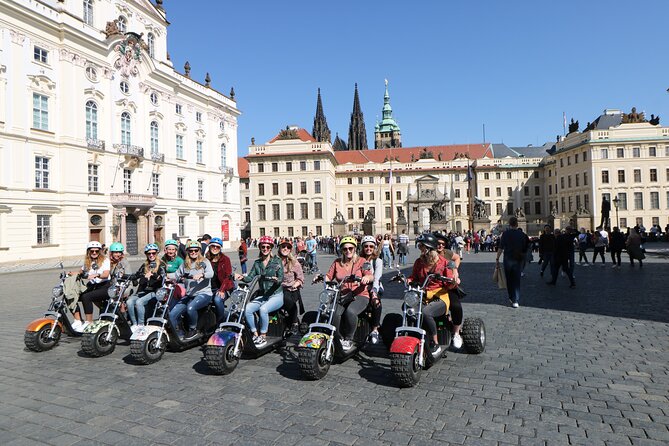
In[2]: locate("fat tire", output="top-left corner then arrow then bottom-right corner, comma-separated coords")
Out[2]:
461,317 -> 486,354
24,324 -> 61,352
130,331 -> 165,364
390,346 -> 422,387
380,313 -> 403,349
298,346 -> 330,380
81,327 -> 118,357
204,343 -> 239,375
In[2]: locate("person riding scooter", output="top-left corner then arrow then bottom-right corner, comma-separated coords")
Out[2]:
126,244 -> 166,331
433,231 -> 465,349
70,241 -> 111,332
359,235 -> 383,344
324,236 -> 373,351
207,237 -> 234,324
170,241 -> 214,339
234,235 -> 284,347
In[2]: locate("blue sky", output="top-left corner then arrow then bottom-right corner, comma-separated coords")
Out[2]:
166,1 -> 669,155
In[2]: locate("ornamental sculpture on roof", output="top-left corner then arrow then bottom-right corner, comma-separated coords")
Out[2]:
453,152 -> 470,160
419,148 -> 434,159
277,126 -> 299,140
622,107 -> 646,124
568,118 -> 579,133
114,33 -> 143,78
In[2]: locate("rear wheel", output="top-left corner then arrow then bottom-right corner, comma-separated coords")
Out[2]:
24,324 -> 61,352
130,331 -> 165,364
81,327 -> 118,357
298,346 -> 330,380
380,313 -> 403,349
461,317 -> 486,354
390,345 -> 422,387
204,343 -> 239,375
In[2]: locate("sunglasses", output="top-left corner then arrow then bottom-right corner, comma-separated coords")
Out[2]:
187,249 -> 200,253
342,246 -> 356,252
147,252 -> 157,256
363,244 -> 375,249
280,245 -> 291,249
260,245 -> 272,250
437,242 -> 446,246
89,250 -> 100,254
209,245 -> 221,249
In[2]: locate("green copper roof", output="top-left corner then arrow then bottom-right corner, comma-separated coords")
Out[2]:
376,79 -> 400,133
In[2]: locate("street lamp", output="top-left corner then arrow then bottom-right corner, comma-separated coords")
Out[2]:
612,195 -> 620,228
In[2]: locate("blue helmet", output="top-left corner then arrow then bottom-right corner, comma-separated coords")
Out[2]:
144,243 -> 159,253
209,237 -> 223,247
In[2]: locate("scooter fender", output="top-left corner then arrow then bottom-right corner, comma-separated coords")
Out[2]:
83,319 -> 116,335
206,330 -> 237,347
298,332 -> 330,349
25,317 -> 62,332
390,336 -> 421,355
130,325 -> 168,342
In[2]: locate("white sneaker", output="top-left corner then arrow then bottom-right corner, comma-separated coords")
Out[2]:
512,302 -> 519,308
71,319 -> 82,331
369,330 -> 379,345
79,321 -> 91,332
340,339 -> 354,351
452,333 -> 463,349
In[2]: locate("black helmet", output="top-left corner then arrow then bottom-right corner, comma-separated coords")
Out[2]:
417,233 -> 438,250
432,231 -> 448,244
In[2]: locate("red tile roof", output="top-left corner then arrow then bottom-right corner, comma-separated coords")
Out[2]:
237,157 -> 249,178
334,144 -> 491,165
268,128 -> 315,144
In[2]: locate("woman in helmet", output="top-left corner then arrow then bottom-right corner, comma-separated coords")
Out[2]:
433,231 -> 464,349
70,241 -> 111,332
234,235 -> 284,347
162,239 -> 183,281
408,233 -> 458,356
359,235 -> 384,344
108,242 -> 132,276
277,238 -> 304,334
325,236 -> 373,351
126,244 -> 166,330
207,237 -> 234,323
170,241 -> 214,339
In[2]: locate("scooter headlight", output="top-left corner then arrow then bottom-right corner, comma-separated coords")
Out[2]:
319,290 -> 335,304
156,288 -> 168,302
107,286 -> 118,298
404,290 -> 420,308
230,289 -> 246,305
52,285 -> 63,297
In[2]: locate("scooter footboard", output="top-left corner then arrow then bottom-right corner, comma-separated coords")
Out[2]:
207,330 -> 237,347
390,335 -> 421,355
26,317 -> 62,332
298,332 -> 330,349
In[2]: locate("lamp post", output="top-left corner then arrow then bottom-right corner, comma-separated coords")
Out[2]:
612,195 -> 620,228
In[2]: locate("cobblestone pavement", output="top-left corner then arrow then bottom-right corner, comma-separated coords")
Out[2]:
1,248 -> 668,445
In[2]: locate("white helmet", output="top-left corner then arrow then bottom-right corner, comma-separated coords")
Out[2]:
361,235 -> 377,246
87,241 -> 102,250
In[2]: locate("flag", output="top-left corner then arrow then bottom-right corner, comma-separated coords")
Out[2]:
465,164 -> 474,182
563,112 -> 567,135
388,168 -> 393,183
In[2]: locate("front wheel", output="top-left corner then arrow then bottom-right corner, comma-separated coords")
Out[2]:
461,317 -> 486,354
204,343 -> 239,375
390,345 -> 422,387
298,346 -> 331,380
130,331 -> 165,364
81,326 -> 118,357
24,324 -> 61,352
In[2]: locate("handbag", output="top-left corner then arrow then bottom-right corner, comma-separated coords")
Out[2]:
493,264 -> 507,289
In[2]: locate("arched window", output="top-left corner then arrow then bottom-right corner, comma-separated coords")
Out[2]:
220,143 -> 226,167
121,112 -> 131,145
117,16 -> 127,34
150,121 -> 159,155
83,0 -> 94,26
147,33 -> 155,58
85,100 -> 98,140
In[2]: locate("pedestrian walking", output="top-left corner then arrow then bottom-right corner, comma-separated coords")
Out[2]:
496,217 -> 528,308
548,228 -> 576,288
538,225 -> 554,277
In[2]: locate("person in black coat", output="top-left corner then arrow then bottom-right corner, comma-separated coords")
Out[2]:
609,227 -> 626,268
548,227 -> 576,288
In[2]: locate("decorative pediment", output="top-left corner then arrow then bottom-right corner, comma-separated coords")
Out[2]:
84,87 -> 105,101
195,129 -> 206,138
175,122 -> 187,132
148,110 -> 164,120
115,98 -> 137,113
218,133 -> 230,142
28,74 -> 56,93
115,4 -> 133,17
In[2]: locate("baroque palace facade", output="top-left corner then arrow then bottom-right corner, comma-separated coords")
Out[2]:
0,0 -> 241,264
243,84 -> 669,239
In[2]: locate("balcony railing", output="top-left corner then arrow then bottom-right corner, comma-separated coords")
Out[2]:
86,138 -> 105,151
114,144 -> 144,158
219,166 -> 234,175
151,152 -> 165,162
110,193 -> 156,207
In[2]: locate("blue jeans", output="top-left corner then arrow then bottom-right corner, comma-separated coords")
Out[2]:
213,291 -> 228,323
169,292 -> 212,330
127,291 -> 157,326
503,259 -> 522,304
240,260 -> 247,274
308,251 -> 317,269
382,247 -> 392,267
244,290 -> 283,334
398,253 -> 407,266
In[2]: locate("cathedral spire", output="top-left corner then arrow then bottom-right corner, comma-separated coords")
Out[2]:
374,79 -> 401,149
312,88 -> 331,143
347,83 -> 368,150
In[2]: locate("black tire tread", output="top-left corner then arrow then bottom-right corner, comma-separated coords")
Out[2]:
130,332 -> 165,365
204,344 -> 238,375
298,347 -> 329,380
390,352 -> 421,387
24,325 -> 60,352
81,328 -> 117,357
461,317 -> 486,354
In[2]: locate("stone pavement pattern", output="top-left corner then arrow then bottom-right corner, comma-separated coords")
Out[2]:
1,249 -> 668,445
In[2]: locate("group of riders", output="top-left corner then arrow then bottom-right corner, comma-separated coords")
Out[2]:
66,230 -> 468,352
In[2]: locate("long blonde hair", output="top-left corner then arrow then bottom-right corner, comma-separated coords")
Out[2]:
143,258 -> 162,274
84,250 -> 106,271
280,250 -> 297,272
185,251 -> 205,269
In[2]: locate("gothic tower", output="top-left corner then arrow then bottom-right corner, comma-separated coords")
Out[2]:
374,79 -> 401,149
347,83 -> 368,150
311,88 -> 331,143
